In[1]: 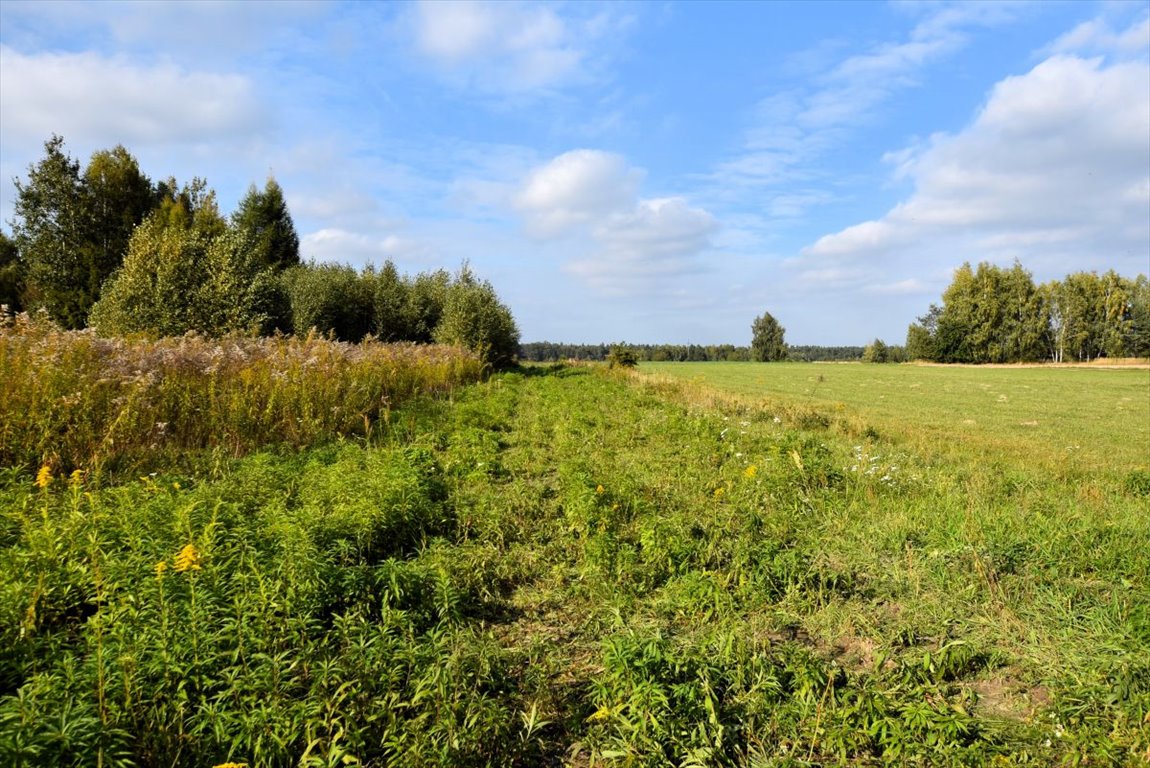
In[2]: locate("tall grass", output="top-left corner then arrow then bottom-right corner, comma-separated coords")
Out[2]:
0,313 -> 484,474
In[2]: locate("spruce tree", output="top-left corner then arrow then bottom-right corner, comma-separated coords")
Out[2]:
232,177 -> 300,271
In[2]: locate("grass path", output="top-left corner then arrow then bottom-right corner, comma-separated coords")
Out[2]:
2,364 -> 1147,766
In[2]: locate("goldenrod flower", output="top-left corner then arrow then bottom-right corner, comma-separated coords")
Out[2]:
744,465 -> 757,479
154,560 -> 168,578
713,487 -> 725,498
586,705 -> 614,722
212,763 -> 248,768
173,544 -> 202,572
35,465 -> 52,489
69,469 -> 83,487
596,484 -> 605,494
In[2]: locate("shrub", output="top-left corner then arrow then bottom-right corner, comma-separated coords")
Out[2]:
281,263 -> 373,342
434,266 -> 520,370
607,346 -> 638,368
90,217 -> 272,338
862,338 -> 889,363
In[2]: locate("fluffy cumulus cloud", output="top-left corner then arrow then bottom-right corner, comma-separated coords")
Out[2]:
515,149 -> 641,237
801,27 -> 1150,290
409,0 -> 608,93
0,46 -> 264,149
513,150 -> 717,293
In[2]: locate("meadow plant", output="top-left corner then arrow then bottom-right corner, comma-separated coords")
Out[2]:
0,312 -> 483,474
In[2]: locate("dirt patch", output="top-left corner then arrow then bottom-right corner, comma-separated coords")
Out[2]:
829,635 -> 885,671
968,676 -> 1051,722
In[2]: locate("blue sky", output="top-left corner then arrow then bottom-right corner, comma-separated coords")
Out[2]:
1,0 -> 1148,345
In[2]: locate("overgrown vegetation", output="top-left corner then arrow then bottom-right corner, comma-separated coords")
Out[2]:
4,136 -> 520,369
2,334 -> 1146,765
0,313 -> 483,475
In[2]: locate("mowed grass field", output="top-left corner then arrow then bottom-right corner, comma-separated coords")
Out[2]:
2,340 -> 1149,766
640,361 -> 1150,475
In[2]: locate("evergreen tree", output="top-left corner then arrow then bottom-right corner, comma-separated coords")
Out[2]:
231,177 -> 300,271
9,135 -> 87,327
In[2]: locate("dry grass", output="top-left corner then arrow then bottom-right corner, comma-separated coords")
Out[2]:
0,312 -> 484,474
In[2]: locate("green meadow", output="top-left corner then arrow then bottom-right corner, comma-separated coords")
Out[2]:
2,331 -> 1148,766
641,361 -> 1150,475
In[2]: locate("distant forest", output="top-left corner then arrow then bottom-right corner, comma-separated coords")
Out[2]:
518,343 -> 869,363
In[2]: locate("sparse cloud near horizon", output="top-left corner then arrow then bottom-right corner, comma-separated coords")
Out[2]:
800,21 -> 1150,292
1,1 -> 1147,345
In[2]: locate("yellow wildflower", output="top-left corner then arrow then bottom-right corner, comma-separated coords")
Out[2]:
212,763 -> 249,768
154,560 -> 168,578
35,465 -> 52,489
173,544 -> 202,573
713,487 -> 725,498
744,465 -> 757,479
586,705 -> 614,722
595,484 -> 605,494
69,469 -> 84,487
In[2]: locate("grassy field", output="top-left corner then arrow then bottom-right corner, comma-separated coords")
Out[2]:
641,361 -> 1150,475
1,345 -> 1148,766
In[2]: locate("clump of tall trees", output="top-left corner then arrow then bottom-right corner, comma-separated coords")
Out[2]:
906,261 -> 1149,363
4,136 -> 519,368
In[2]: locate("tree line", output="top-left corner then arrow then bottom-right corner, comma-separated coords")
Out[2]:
2,136 -> 519,367
518,341 -> 870,363
906,261 -> 1150,363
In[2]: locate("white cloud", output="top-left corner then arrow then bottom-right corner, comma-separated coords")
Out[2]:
1049,13 -> 1150,57
301,227 -> 430,267
515,149 -> 641,236
802,49 -> 1150,283
408,0 -> 613,93
708,1 -> 1024,203
513,150 -> 717,292
0,46 -> 264,148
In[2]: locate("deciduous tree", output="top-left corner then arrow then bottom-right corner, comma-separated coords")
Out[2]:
0,231 -> 23,313
750,311 -> 786,362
